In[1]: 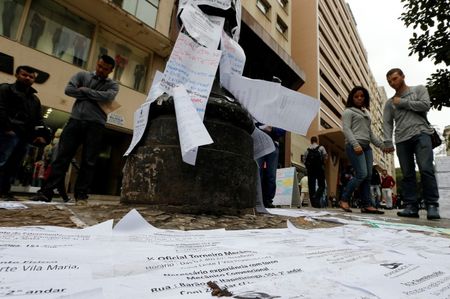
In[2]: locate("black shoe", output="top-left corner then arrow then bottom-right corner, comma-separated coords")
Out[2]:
0,193 -> 19,201
30,192 -> 52,203
397,205 -> 419,218
265,203 -> 275,208
361,206 -> 384,214
426,205 -> 440,220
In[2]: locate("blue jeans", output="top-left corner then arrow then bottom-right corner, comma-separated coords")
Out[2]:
41,119 -> 105,199
0,132 -> 27,194
257,145 -> 279,205
342,143 -> 373,208
396,133 -> 439,207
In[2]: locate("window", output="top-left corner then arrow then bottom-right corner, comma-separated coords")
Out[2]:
21,0 -> 95,68
121,0 -> 159,28
0,0 -> 26,39
256,0 -> 271,16
277,0 -> 288,9
276,16 -> 288,37
95,28 -> 151,92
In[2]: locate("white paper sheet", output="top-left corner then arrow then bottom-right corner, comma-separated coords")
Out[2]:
219,30 -> 245,87
180,3 -> 224,49
251,128 -> 275,160
123,102 -> 151,156
173,85 -> 214,165
224,74 -> 321,135
144,70 -> 164,103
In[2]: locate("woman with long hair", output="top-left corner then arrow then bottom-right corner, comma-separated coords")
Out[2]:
339,86 -> 386,214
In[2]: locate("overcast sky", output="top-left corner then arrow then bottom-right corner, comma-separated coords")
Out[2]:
346,0 -> 449,133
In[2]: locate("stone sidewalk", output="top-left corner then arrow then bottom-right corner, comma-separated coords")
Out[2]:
1,194 -> 449,231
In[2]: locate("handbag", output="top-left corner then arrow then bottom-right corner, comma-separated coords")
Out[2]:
414,111 -> 442,149
430,128 -> 442,149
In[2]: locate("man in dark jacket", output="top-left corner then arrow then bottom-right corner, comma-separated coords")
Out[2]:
0,66 -> 47,200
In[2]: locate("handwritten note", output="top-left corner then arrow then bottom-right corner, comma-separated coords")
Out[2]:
220,30 -> 246,87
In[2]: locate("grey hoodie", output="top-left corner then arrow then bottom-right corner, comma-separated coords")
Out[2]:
382,85 -> 434,147
342,107 -> 383,148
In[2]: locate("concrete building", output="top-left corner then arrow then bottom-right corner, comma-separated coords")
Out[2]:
291,0 -> 395,197
444,125 -> 450,156
0,0 -> 306,197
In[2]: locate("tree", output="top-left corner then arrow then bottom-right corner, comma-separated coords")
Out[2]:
400,0 -> 450,110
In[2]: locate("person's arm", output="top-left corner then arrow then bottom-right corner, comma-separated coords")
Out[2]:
396,85 -> 430,112
383,101 -> 394,149
391,176 -> 396,188
79,81 -> 119,102
64,72 -> 87,99
342,109 -> 359,147
369,127 -> 384,149
0,86 -> 12,132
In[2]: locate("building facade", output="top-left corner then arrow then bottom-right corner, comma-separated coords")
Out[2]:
1,0 -> 306,197
0,0 -> 175,195
291,0 -> 395,197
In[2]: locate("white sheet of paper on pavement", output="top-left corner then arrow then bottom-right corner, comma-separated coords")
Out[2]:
220,30 -> 245,87
123,102 -> 151,156
173,85 -> 213,165
144,70 -> 164,103
180,3 -> 224,49
251,127 -> 275,159
224,74 -> 320,135
2,210 -> 450,298
0,202 -> 28,210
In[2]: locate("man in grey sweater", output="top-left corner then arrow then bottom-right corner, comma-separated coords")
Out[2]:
32,55 -> 119,204
383,68 -> 439,220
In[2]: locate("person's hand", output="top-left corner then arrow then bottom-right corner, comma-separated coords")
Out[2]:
353,145 -> 363,155
393,96 -> 401,105
78,86 -> 89,92
33,137 -> 46,145
383,147 -> 395,153
5,130 -> 16,136
262,126 -> 272,133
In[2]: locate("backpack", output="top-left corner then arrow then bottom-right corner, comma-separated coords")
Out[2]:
305,147 -> 323,169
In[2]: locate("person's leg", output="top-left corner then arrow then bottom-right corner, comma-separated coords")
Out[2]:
307,171 -> 318,207
263,147 -> 279,205
359,147 -> 373,208
415,133 -> 440,219
385,189 -> 393,209
316,171 -> 326,208
0,139 -> 27,199
74,122 -> 104,200
396,137 -> 420,217
37,119 -> 82,200
341,144 -> 367,202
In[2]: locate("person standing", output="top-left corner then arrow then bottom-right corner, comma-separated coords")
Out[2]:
340,86 -> 385,214
383,68 -> 440,220
31,55 -> 119,204
380,169 -> 395,209
0,66 -> 48,200
370,166 -> 382,208
303,136 -> 327,208
256,124 -> 285,208
298,175 -> 309,208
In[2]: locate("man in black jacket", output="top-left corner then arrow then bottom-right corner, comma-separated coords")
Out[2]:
0,66 -> 47,200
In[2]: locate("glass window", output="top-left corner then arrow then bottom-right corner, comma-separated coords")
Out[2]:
256,0 -> 271,16
122,0 -> 159,28
21,0 -> 95,68
95,27 -> 150,92
276,16 -> 288,37
277,0 -> 288,9
0,0 -> 26,39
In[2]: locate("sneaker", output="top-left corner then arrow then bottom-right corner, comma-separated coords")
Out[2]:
0,193 -> 19,201
29,192 -> 52,203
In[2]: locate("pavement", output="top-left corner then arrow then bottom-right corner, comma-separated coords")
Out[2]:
1,194 -> 449,231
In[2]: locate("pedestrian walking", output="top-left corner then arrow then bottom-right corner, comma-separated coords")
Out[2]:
339,86 -> 385,214
383,68 -> 440,220
303,136 -> 327,208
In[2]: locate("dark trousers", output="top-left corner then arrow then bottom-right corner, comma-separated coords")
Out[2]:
0,133 -> 27,195
307,168 -> 325,208
41,119 -> 104,199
